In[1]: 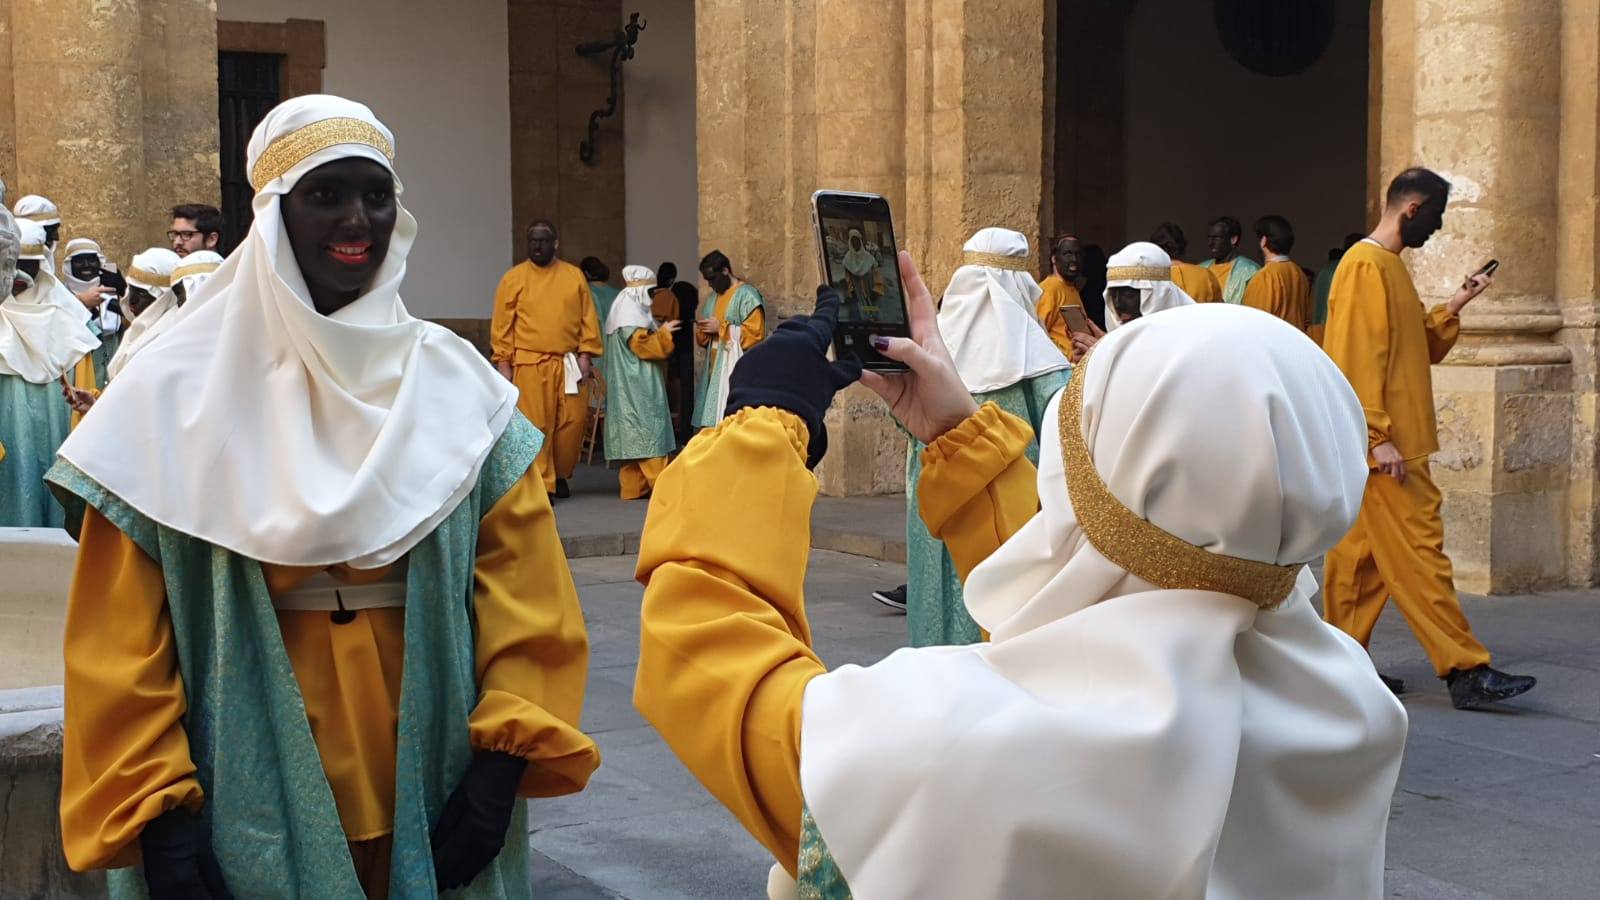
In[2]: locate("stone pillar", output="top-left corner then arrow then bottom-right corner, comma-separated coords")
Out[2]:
11,0 -> 148,260
1378,0 -> 1573,593
140,0 -> 222,248
0,1 -> 18,184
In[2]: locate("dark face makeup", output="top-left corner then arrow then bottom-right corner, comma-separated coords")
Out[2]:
280,157 -> 398,316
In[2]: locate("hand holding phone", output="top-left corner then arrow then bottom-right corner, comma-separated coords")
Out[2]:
1060,304 -> 1092,337
1452,258 -> 1498,313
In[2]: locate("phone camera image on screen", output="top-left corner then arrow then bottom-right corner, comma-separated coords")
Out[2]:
813,191 -> 910,370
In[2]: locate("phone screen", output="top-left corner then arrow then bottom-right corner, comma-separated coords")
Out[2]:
1060,304 -> 1091,336
813,191 -> 911,370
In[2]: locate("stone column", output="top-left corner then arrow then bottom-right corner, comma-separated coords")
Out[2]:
0,1 -> 18,184
1378,0 -> 1572,593
10,0 -> 148,261
140,0 -> 222,248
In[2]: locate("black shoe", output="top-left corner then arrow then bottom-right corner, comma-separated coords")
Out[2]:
1379,673 -> 1406,696
1447,665 -> 1537,710
871,585 -> 907,614
555,478 -> 571,499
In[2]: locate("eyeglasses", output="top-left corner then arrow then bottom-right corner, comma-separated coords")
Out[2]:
167,230 -> 202,242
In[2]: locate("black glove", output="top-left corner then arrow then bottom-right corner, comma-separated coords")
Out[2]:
139,809 -> 232,900
430,750 -> 528,890
724,286 -> 863,467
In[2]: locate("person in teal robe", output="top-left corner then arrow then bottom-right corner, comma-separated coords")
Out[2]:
692,250 -> 766,429
906,227 -> 1071,647
1201,214 -> 1262,304
581,256 -> 619,324
603,265 -> 680,499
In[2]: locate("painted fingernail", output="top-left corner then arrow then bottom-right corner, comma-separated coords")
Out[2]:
871,335 -> 890,351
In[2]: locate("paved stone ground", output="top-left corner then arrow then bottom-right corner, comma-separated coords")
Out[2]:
531,466 -> 1598,899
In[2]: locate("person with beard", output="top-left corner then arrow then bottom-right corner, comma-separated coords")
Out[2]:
1322,167 -> 1537,710
1035,234 -> 1088,359
1200,215 -> 1261,305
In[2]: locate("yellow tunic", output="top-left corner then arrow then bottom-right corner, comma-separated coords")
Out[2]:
1321,241 -> 1459,461
1242,260 -> 1312,331
1035,274 -> 1084,360
1209,257 -> 1237,293
69,353 -> 98,430
695,283 -> 766,354
1172,261 -> 1222,303
633,402 -> 1039,874
60,468 -> 600,870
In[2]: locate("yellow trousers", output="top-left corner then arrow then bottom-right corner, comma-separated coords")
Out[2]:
618,456 -> 669,500
1323,459 -> 1492,677
511,357 -> 589,492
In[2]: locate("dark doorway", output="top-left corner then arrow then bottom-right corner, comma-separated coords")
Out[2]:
218,51 -> 282,253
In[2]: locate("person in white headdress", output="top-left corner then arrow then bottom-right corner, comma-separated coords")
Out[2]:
101,247 -> 182,381
12,194 -> 61,276
60,239 -> 125,374
0,217 -> 99,525
898,226 -> 1069,644
839,228 -> 879,318
171,249 -> 224,305
1071,240 -> 1197,358
633,252 -> 1408,899
49,95 -> 598,898
602,265 -> 681,499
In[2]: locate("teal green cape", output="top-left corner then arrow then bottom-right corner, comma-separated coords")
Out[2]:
0,372 -> 72,527
692,284 -> 764,428
1202,255 -> 1262,305
603,326 -> 675,460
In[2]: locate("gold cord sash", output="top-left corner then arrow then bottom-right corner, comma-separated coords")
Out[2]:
1060,351 -> 1300,608
962,250 -> 1032,272
250,117 -> 396,191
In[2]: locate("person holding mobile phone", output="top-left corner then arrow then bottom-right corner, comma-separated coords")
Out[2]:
692,249 -> 766,429
603,265 -> 680,499
904,227 -> 1071,647
1322,166 -> 1536,710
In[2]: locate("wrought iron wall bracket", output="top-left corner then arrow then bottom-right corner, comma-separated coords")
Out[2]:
577,13 -> 645,165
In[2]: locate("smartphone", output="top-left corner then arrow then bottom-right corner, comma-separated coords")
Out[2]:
811,190 -> 911,371
1476,259 -> 1500,278
1060,304 -> 1092,336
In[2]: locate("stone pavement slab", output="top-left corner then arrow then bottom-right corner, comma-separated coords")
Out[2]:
530,551 -> 1600,899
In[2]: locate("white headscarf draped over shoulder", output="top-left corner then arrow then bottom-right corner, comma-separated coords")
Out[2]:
604,265 -> 658,335
1103,240 -> 1194,331
935,227 -> 1069,394
105,248 -> 183,380
60,237 -> 104,295
58,94 -> 519,569
12,195 -> 60,277
0,218 -> 100,383
798,304 -> 1407,900
173,249 -> 225,300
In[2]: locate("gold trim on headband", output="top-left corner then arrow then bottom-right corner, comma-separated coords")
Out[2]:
1106,265 -> 1172,282
1059,351 -> 1301,608
962,250 -> 1032,272
20,243 -> 45,257
126,266 -> 171,289
625,279 -> 655,289
250,117 -> 396,190
173,262 -> 220,281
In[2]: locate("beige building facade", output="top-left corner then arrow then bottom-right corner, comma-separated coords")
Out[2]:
0,0 -> 1597,594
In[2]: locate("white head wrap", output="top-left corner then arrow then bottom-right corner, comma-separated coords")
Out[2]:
0,220 -> 100,383
841,229 -> 876,279
60,238 -> 104,295
16,218 -> 49,261
12,194 -> 60,228
604,265 -> 658,335
1103,241 -> 1194,331
798,304 -> 1406,900
104,248 -> 184,380
172,249 -> 224,301
935,227 -> 1070,394
59,94 -> 518,568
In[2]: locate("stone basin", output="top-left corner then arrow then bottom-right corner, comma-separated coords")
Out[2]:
0,527 -> 105,898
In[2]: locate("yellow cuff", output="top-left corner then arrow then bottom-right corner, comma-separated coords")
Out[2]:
468,690 -> 602,798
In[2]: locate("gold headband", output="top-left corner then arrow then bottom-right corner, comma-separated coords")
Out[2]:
250,117 -> 395,190
173,262 -> 220,281
1105,265 -> 1172,282
625,279 -> 655,288
20,243 -> 45,257
963,250 -> 1032,272
126,266 -> 171,288
1059,351 -> 1300,608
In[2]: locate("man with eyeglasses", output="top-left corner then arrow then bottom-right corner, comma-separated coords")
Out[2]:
168,203 -> 224,257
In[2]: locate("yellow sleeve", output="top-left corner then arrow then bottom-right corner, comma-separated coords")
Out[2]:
740,306 -> 766,350
1035,294 -> 1074,358
577,279 -> 604,357
70,353 -> 98,430
490,268 -> 519,363
60,509 -> 204,871
695,302 -> 715,349
633,407 -> 822,875
918,403 -> 1040,581
467,468 -> 601,797
1241,269 -> 1274,314
1324,259 -> 1393,450
628,327 -> 675,361
1424,304 -> 1461,364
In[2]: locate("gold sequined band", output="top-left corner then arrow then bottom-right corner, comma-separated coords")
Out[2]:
250,117 -> 396,190
962,250 -> 1032,272
173,262 -> 220,281
1059,351 -> 1301,608
126,266 -> 171,288
20,243 -> 45,256
625,279 -> 655,288
1106,265 -> 1172,282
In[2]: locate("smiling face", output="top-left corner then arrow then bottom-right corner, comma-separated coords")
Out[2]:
69,253 -> 101,283
279,157 -> 398,316
1053,237 -> 1082,279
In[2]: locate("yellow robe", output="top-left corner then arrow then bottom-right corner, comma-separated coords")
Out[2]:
1172,261 -> 1222,303
1241,259 -> 1312,330
60,467 -> 600,870
491,259 -> 604,491
633,402 -> 1039,873
1320,239 -> 1490,676
1035,274 -> 1084,360
618,328 -> 676,500
695,283 -> 766,355
69,353 -> 98,430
